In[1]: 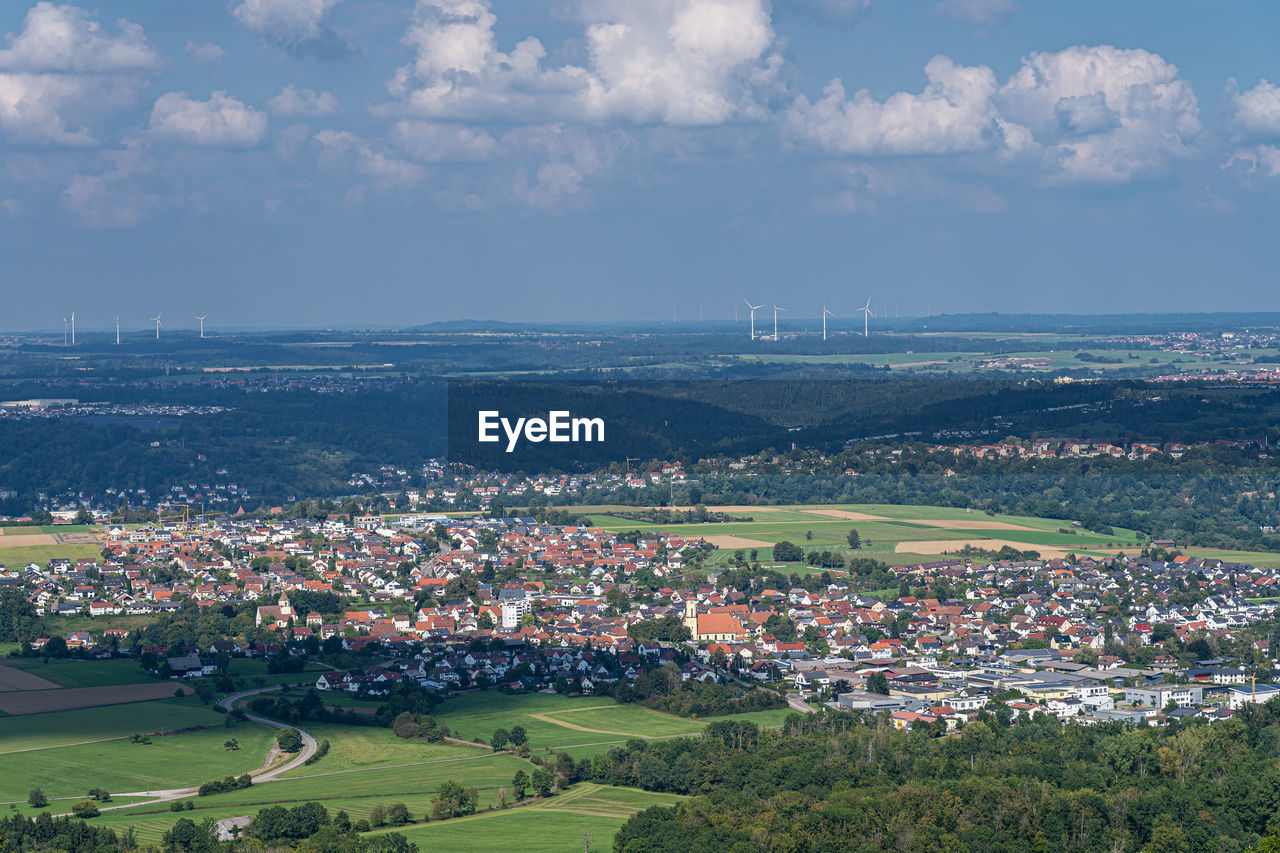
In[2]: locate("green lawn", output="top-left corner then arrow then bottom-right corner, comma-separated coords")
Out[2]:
0,707 -> 274,802
92,754 -> 533,842
0,698 -> 228,752
434,692 -> 791,754
0,658 -> 157,688
276,724 -> 481,778
0,543 -> 101,567
372,784 -> 682,853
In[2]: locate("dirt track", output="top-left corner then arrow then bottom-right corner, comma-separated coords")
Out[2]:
0,533 -> 58,547
0,665 -> 60,692
894,539 -> 1074,559
0,682 -> 185,715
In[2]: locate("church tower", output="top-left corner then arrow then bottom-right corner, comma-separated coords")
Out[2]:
683,598 -> 698,640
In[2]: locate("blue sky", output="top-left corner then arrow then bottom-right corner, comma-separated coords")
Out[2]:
2,0 -> 1280,331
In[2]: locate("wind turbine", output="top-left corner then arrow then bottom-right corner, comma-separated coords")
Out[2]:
194,314 -> 207,339
744,299 -> 763,340
115,316 -> 120,345
822,304 -> 836,341
70,311 -> 75,346
151,313 -> 163,340
61,316 -> 68,346
857,298 -> 875,338
772,305 -> 786,341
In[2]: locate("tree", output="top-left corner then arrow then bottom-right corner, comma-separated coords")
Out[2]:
162,817 -> 217,852
276,727 -> 303,752
27,788 -> 47,808
72,800 -> 100,818
512,769 -> 530,800
224,738 -> 240,751
579,828 -> 595,852
431,780 -> 479,820
866,671 -> 891,696
531,767 -> 554,797
509,725 -> 528,746
773,541 -> 803,562
491,728 -> 510,750
0,588 -> 40,642
846,529 -> 862,549
385,802 -> 412,826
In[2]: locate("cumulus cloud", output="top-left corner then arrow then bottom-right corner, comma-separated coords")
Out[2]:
388,120 -> 497,162
935,0 -> 1017,28
186,41 -> 226,67
231,0 -> 346,54
997,46 -> 1201,181
0,2 -> 159,72
267,84 -> 338,116
148,91 -> 268,147
786,55 -> 1002,156
1225,79 -> 1280,139
384,0 -> 782,126
789,45 -> 1201,183
0,3 -> 159,144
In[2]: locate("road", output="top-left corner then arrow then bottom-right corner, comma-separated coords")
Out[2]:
70,686 -> 317,814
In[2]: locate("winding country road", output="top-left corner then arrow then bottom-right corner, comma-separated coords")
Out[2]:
72,686 -> 317,815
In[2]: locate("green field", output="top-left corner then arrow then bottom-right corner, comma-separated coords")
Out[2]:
734,345 -> 1262,375
276,724 -> 481,778
585,502 -> 1144,565
92,754 -> 533,842
0,543 -> 101,567
0,699 -> 273,803
0,658 -> 157,688
434,692 -> 790,757
372,784 -> 682,852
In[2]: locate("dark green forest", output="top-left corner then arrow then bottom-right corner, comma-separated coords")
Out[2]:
602,705 -> 1280,853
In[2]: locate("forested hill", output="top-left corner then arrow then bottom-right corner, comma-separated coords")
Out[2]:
604,706 -> 1280,852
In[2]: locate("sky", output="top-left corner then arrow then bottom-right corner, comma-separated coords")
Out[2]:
2,0 -> 1280,331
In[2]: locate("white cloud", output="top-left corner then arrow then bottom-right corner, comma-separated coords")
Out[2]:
789,45 -> 1201,183
389,120 -> 497,162
232,0 -> 341,46
384,0 -> 782,126
0,2 -> 159,72
997,46 -> 1201,182
267,84 -> 339,117
786,55 -> 1002,155
1225,79 -> 1280,139
186,41 -> 226,67
0,3 -> 159,144
1224,145 -> 1280,178
149,91 -> 268,147
935,0 -> 1017,28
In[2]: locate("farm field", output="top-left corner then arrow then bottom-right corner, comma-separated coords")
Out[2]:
585,503 -> 1144,565
0,702 -> 273,803
375,784 -> 682,853
0,681 -> 195,715
433,692 -> 790,754
0,698 -> 241,752
0,658 -> 156,689
91,753 -> 533,842
733,346 -> 1252,374
0,543 -> 100,567
276,723 -> 481,777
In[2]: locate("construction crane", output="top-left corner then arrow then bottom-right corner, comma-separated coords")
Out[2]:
625,457 -> 641,475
